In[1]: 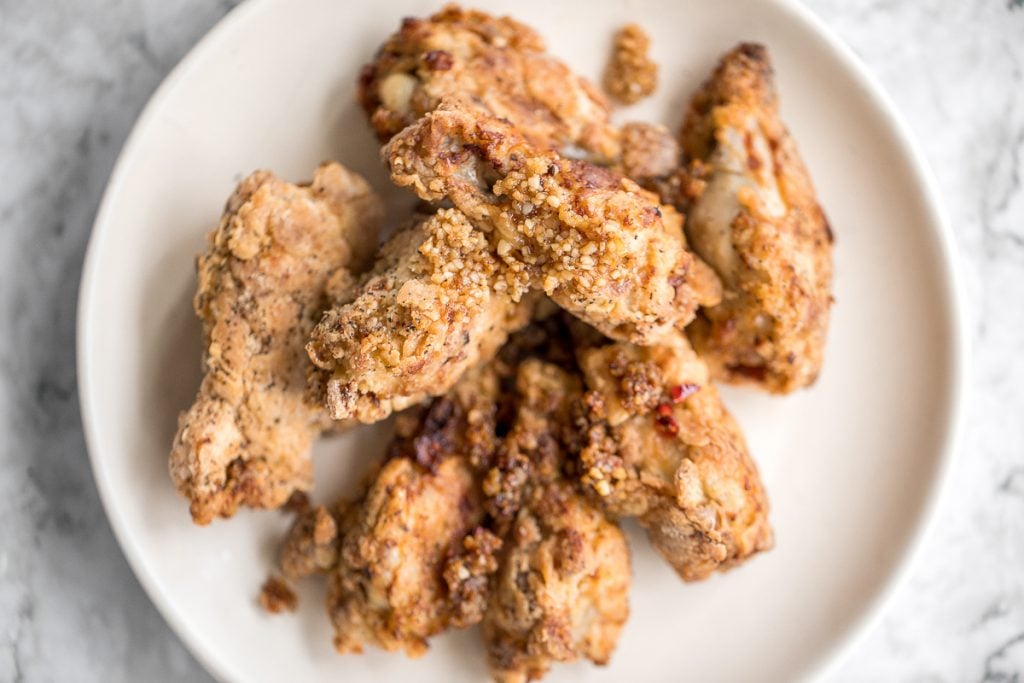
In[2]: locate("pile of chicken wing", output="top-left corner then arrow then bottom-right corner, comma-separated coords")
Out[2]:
169,6 -> 833,681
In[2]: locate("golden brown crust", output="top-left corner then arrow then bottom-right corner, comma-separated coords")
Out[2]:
603,24 -> 658,105
386,97 -> 721,345
678,43 -> 833,393
324,369 -> 503,656
308,208 -> 539,423
480,359 -> 630,682
168,163 -> 382,524
573,327 -> 773,581
359,5 -> 619,161
618,122 -> 680,185
484,481 -> 630,683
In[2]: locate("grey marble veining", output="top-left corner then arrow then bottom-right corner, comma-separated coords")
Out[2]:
0,1 -> 1021,681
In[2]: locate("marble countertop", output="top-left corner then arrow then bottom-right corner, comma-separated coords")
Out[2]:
1,0 -> 1022,680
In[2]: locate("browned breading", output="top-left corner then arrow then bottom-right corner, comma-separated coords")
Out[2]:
677,43 -> 833,393
481,359 -> 581,530
386,97 -> 721,345
603,24 -> 658,105
618,121 -> 680,185
169,163 -> 382,524
323,369 -> 503,656
359,5 -> 619,161
573,326 -> 773,581
258,575 -> 298,614
479,359 -> 630,682
279,502 -> 346,580
308,208 -> 539,423
443,527 -> 504,628
484,480 -> 630,683
328,455 -> 485,656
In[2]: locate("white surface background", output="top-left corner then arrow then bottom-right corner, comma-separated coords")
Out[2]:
0,0 -> 1021,681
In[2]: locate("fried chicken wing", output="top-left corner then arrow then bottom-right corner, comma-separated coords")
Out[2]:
386,97 -> 721,345
573,326 -> 773,581
169,163 -> 382,524
322,370 -> 504,656
678,43 -> 833,393
308,207 -> 539,423
359,5 -> 619,161
484,479 -> 630,683
481,359 -> 631,682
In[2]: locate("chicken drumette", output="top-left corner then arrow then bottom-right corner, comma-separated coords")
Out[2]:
308,207 -> 539,423
386,97 -> 721,345
359,5 -> 619,161
676,43 -> 834,393
169,163 -> 382,524
572,325 -> 773,581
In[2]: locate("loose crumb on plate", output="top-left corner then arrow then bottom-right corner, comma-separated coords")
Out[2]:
603,24 -> 658,105
259,575 -> 298,614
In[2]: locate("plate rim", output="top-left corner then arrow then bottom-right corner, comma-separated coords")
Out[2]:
75,0 -> 969,681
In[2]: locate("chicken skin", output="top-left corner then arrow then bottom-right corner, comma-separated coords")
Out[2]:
481,360 -> 631,683
169,163 -> 382,524
359,5 -> 619,161
573,326 -> 773,581
386,97 -> 721,345
308,207 -> 539,423
677,43 -> 833,393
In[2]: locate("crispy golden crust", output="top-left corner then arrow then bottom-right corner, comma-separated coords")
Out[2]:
603,24 -> 658,105
387,97 -> 721,345
484,481 -> 630,683
329,455 -> 485,657
618,122 -> 680,185
480,359 -> 630,682
678,43 -> 833,393
308,208 -> 539,423
280,502 -> 346,580
359,5 -> 619,161
574,327 -> 773,581
324,370 -> 504,656
169,163 -> 382,524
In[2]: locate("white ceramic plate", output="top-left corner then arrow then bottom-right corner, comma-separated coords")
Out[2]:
77,0 -> 966,681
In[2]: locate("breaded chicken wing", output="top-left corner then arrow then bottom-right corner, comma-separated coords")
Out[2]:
677,43 -> 833,393
169,163 -> 382,524
320,369 -> 505,656
308,207 -> 539,423
573,326 -> 773,581
484,480 -> 630,683
386,97 -> 721,345
481,359 -> 631,682
359,5 -> 619,161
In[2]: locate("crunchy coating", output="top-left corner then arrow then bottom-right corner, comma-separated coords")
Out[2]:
678,43 -> 833,393
482,359 -> 581,530
603,24 -> 658,105
359,5 -> 619,161
618,121 -> 680,186
169,163 -> 382,524
573,327 -> 773,581
484,480 -> 630,683
481,360 -> 630,682
280,502 -> 346,580
387,97 -> 721,345
308,208 -> 538,423
324,369 -> 504,656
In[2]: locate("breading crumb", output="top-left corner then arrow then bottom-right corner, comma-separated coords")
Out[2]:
259,576 -> 298,614
604,24 -> 658,105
